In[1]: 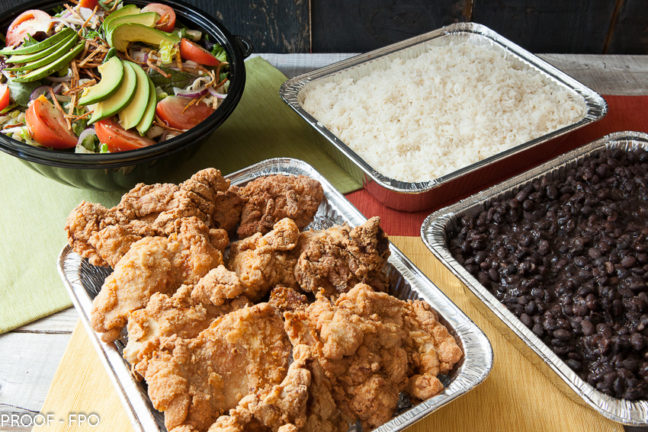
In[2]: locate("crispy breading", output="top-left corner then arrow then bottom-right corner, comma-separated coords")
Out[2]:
144,303 -> 292,432
284,284 -> 463,429
123,278 -> 250,377
65,168 -> 237,267
207,345 -> 348,432
268,286 -> 309,313
237,175 -> 323,238
90,217 -> 224,342
294,217 -> 390,296
228,218 -> 301,300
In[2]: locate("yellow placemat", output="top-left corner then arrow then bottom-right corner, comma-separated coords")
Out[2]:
36,236 -> 621,432
0,56 -> 361,333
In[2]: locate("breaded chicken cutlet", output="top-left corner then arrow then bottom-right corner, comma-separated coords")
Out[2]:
143,303 -> 292,432
237,175 -> 324,238
66,168 -> 240,268
91,217 -> 226,342
284,284 -> 463,430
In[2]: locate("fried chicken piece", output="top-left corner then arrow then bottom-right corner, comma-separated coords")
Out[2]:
144,303 -> 292,432
208,345 -> 348,432
284,284 -> 463,429
294,217 -> 390,296
228,218 -> 301,300
91,217 -> 224,343
237,175 -> 324,238
65,168 -> 239,267
268,286 -> 309,313
123,277 -> 251,376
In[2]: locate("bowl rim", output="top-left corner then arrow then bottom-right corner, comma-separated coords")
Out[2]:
0,0 -> 248,168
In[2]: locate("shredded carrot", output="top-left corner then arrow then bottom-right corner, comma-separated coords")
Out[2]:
48,87 -> 71,130
68,93 -> 77,117
83,68 -> 99,80
156,14 -> 169,29
81,63 -> 104,68
175,49 -> 183,72
64,79 -> 97,95
183,92 -> 208,113
80,40 -> 90,60
3,123 -> 24,129
65,109 -> 93,121
147,55 -> 170,78
78,49 -> 101,67
154,115 -> 186,132
64,4 -> 84,22
79,5 -> 98,33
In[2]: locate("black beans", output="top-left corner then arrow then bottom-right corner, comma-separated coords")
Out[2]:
448,148 -> 648,400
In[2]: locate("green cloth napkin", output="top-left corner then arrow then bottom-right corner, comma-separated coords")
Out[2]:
0,57 -> 361,333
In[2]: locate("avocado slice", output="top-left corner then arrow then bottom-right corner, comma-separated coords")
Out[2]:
89,61 -> 137,124
119,62 -> 150,130
109,23 -> 180,51
13,41 -> 84,83
102,4 -> 140,30
5,29 -> 75,63
136,77 -> 157,135
7,33 -> 78,72
105,13 -> 160,47
0,29 -> 74,56
78,56 -> 124,106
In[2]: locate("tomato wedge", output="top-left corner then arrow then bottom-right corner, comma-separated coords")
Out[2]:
156,96 -> 214,130
142,3 -> 176,32
79,0 -> 98,8
0,84 -> 10,112
6,10 -> 52,47
25,96 -> 77,149
179,38 -> 220,66
95,119 -> 155,152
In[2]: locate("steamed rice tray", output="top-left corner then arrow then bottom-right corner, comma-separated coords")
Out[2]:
299,37 -> 587,183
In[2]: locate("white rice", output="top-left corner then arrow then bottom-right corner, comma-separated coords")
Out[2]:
300,37 -> 587,183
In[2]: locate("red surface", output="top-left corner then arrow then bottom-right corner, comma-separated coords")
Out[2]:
345,95 -> 648,236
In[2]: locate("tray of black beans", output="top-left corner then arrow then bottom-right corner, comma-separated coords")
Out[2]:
421,131 -> 648,425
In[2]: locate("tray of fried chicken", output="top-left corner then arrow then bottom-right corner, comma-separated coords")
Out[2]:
59,158 -> 492,432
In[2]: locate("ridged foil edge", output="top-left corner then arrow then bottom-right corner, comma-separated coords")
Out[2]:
58,157 -> 493,432
421,131 -> 648,425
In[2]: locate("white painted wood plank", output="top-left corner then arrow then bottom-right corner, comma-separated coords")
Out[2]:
15,308 -> 77,334
0,333 -> 70,413
254,53 -> 648,94
539,54 -> 648,95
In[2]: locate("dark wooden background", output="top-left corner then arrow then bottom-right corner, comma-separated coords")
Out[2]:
0,0 -> 646,54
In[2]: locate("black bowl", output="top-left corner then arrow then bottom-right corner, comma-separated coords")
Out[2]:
0,0 -> 251,190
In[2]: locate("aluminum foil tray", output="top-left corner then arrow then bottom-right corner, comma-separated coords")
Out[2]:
280,22 -> 607,212
421,132 -> 648,425
58,158 -> 492,432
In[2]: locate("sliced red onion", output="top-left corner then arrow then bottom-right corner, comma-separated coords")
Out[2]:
173,86 -> 208,98
208,87 -> 227,99
128,49 -> 148,64
77,127 -> 97,146
30,85 -> 52,101
52,83 -> 63,94
45,72 -> 72,82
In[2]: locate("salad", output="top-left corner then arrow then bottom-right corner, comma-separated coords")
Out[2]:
0,0 -> 230,153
